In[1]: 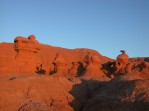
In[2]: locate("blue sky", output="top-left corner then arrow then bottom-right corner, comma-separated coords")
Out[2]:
0,0 -> 149,59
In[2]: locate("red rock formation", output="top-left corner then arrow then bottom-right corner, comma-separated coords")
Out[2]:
0,74 -> 104,111
125,62 -> 134,73
14,35 -> 40,60
13,35 -> 40,74
0,39 -> 111,75
0,75 -> 75,111
69,61 -> 85,77
83,54 -> 106,78
69,62 -> 80,76
0,35 -> 40,74
52,53 -> 68,76
141,61 -> 149,71
119,58 -> 149,79
115,50 -> 129,74
117,50 -> 129,62
0,36 -> 149,111
84,52 -> 92,64
139,61 -> 149,78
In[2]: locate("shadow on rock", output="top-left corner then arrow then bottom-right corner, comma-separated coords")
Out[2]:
68,77 -> 109,111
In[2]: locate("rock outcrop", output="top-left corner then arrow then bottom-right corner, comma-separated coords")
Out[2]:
14,35 -> 40,74
83,53 -> 105,78
52,53 -> 68,76
14,35 -> 40,60
69,61 -> 84,77
0,36 -> 111,76
115,50 -> 129,74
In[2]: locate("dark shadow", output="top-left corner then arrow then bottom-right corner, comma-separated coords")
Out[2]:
77,61 -> 85,76
131,62 -> 145,72
49,62 -> 56,75
68,78 -> 107,111
9,77 -> 16,80
102,61 -> 115,76
36,64 -> 46,74
144,57 -> 149,62
49,70 -> 55,75
69,76 -> 149,111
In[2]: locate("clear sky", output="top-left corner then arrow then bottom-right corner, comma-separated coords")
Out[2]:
0,0 -> 149,59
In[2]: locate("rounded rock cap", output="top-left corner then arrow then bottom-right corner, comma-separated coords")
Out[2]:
28,35 -> 36,40
14,36 -> 27,42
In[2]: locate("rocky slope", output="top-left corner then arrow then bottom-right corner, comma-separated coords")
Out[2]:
0,74 -> 149,111
0,74 -> 109,111
82,74 -> 149,111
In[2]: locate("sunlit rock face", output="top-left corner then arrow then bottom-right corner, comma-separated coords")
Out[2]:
52,53 -> 68,76
83,53 -> 106,78
69,61 -> 80,76
14,35 -> 40,74
0,35 -> 111,75
14,35 -> 40,60
0,35 -> 149,111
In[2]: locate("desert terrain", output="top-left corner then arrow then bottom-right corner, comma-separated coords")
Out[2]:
0,35 -> 149,111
